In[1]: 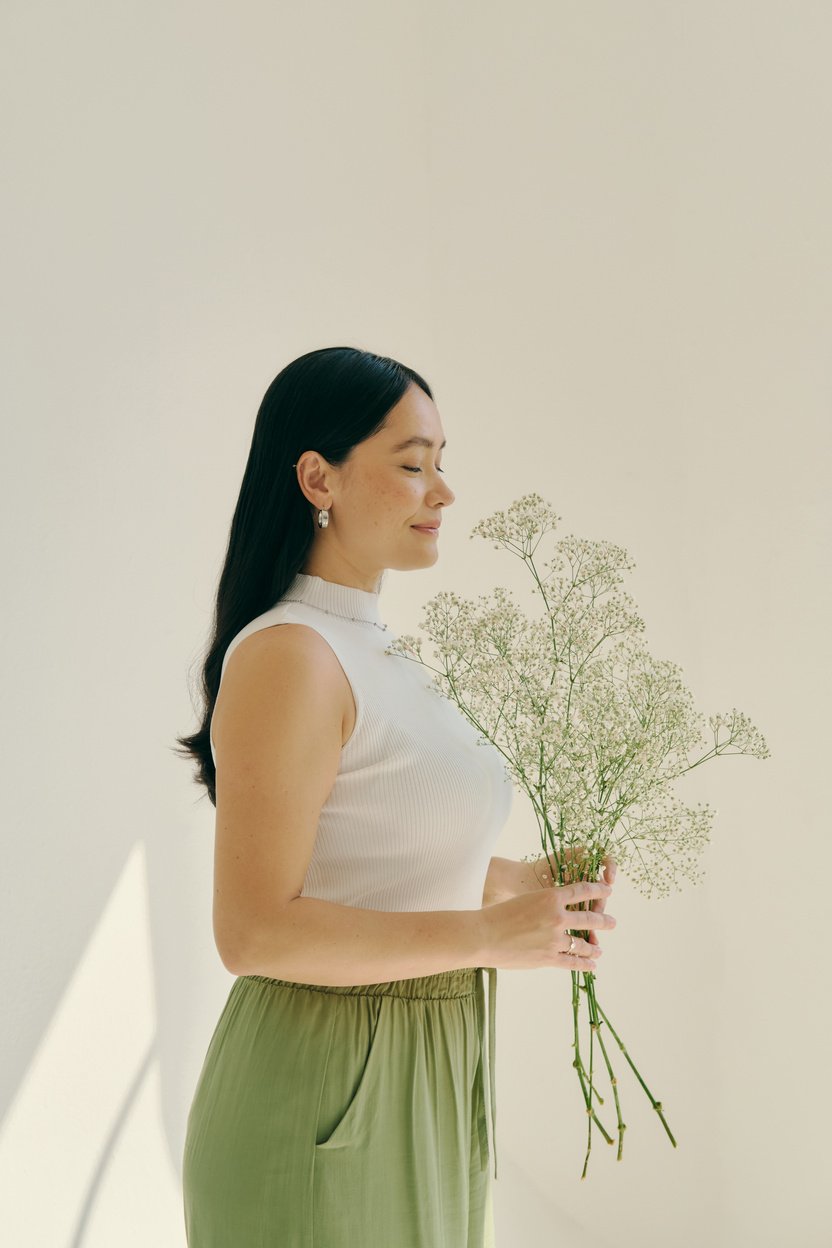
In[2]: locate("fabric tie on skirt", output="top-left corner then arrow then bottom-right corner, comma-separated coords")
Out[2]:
475,965 -> 498,1181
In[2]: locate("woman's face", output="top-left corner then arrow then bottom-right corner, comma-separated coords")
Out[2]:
298,384 -> 455,590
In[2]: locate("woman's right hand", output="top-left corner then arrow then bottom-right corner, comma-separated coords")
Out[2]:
480,879 -> 616,972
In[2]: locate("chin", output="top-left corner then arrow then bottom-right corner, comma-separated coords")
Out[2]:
390,550 -> 440,572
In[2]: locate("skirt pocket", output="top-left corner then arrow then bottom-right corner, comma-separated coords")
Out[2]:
315,994 -> 390,1151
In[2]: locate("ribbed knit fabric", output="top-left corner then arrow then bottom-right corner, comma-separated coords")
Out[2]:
210,571 -> 514,912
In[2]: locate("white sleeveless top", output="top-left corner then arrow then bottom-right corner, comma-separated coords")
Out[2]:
210,571 -> 514,911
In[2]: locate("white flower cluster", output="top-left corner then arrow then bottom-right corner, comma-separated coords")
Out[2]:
385,493 -> 771,901
469,492 -> 562,553
708,709 -> 771,758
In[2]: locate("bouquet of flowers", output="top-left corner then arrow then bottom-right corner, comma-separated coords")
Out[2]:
385,493 -> 770,1177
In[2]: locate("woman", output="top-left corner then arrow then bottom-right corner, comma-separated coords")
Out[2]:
177,346 -> 617,1247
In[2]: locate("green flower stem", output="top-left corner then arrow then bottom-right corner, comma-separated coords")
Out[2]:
568,947 -> 615,1153
588,989 -> 678,1149
583,972 -> 626,1162
582,973 -> 626,1161
582,968 -> 598,1179
566,898 -> 676,1172
566,915 -> 619,1178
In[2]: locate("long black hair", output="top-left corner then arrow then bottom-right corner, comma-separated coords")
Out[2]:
174,345 -> 434,807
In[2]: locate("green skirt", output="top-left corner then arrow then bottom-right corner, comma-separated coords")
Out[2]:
182,964 -> 498,1247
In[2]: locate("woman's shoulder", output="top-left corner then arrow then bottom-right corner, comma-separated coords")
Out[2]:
221,602 -> 350,688
213,614 -> 356,757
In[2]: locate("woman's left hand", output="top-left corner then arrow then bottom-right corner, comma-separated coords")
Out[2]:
529,845 -> 617,949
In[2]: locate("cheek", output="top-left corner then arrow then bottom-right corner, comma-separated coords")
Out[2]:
372,471 -> 419,506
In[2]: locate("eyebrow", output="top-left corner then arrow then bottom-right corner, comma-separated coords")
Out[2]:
389,435 -> 447,452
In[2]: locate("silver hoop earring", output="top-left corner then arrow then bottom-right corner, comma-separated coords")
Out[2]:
317,508 -> 329,529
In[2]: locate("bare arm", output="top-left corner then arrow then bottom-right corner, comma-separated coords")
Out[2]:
237,896 -> 488,986
481,856 -> 524,906
211,623 -> 489,987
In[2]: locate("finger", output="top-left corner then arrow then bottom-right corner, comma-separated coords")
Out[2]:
562,907 -> 617,931
559,947 -> 601,970
559,880 -> 612,904
558,938 -> 598,953
590,883 -> 608,915
590,854 -> 615,918
588,898 -> 606,929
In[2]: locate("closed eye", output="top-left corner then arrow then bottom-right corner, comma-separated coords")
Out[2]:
403,466 -> 445,474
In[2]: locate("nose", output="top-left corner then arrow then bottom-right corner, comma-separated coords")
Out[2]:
435,479 -> 455,506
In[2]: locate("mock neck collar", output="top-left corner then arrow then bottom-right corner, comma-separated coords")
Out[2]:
281,571 -> 386,628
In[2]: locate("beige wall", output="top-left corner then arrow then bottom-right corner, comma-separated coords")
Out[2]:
2,2 -> 829,1244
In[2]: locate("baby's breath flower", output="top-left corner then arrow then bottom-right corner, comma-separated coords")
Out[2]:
396,493 -> 771,1172
386,492 -> 771,902
470,492 -> 562,554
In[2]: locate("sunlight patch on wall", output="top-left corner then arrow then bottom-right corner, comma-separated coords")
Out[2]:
0,842 -> 180,1246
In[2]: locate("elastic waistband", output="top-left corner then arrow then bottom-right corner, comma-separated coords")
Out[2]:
242,964 -> 498,1181
243,966 -> 480,1000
